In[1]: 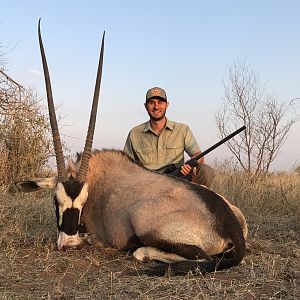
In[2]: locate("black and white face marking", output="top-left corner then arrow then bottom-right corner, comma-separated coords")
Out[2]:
54,180 -> 89,250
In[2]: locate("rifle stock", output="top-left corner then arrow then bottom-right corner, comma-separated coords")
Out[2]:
167,125 -> 246,179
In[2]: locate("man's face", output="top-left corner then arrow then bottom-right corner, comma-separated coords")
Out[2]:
145,98 -> 169,121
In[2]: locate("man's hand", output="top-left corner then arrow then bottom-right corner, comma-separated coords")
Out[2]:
180,151 -> 203,176
180,164 -> 197,176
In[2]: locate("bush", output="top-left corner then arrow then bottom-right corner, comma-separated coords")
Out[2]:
0,72 -> 53,191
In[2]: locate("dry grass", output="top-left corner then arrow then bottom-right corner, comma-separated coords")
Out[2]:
0,172 -> 299,299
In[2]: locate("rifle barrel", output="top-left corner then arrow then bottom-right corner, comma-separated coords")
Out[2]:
191,125 -> 246,162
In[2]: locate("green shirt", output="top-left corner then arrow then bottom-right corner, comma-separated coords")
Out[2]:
123,118 -> 200,173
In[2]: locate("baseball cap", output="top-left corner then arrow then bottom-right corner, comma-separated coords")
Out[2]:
145,87 -> 167,102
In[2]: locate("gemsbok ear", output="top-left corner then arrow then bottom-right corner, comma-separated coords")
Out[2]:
15,177 -> 58,193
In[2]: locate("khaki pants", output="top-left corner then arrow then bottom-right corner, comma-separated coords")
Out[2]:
192,164 -> 215,188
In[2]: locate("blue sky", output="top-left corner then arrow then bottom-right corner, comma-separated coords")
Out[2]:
1,1 -> 299,170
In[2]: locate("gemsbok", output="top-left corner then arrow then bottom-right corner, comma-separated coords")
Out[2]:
16,20 -> 248,274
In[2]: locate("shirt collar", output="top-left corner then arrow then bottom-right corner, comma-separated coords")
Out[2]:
165,118 -> 175,130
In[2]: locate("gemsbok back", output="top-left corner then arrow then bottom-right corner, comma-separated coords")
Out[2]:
16,20 -> 248,274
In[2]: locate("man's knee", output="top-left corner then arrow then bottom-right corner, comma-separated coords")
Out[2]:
195,164 -> 215,188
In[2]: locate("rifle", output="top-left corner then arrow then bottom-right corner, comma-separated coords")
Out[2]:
164,125 -> 246,180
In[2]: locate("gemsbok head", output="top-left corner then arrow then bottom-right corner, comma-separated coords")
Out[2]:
16,20 -> 248,274
26,19 -> 104,250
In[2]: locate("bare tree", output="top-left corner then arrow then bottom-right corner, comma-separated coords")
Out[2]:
216,60 -> 298,176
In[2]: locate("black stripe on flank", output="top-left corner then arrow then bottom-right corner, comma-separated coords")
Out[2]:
160,174 -> 246,266
187,182 -> 246,265
190,184 -> 244,234
166,175 -> 245,239
140,232 -> 210,260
